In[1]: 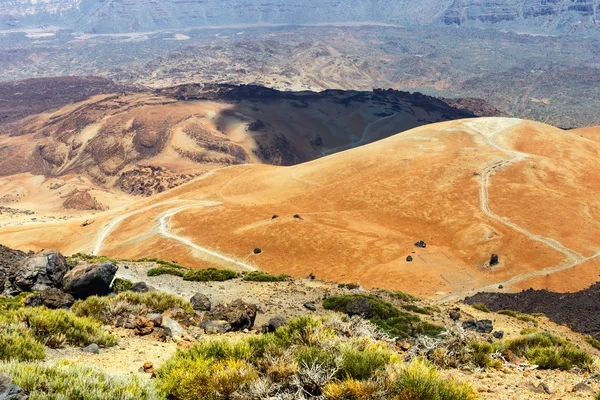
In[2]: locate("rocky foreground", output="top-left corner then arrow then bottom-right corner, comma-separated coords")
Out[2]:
1,245 -> 600,399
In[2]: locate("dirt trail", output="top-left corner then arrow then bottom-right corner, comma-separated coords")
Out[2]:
442,118 -> 599,301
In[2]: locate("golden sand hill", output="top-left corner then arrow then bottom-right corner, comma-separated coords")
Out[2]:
1,118 -> 599,299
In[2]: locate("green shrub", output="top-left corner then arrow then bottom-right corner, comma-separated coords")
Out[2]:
470,304 -> 491,313
129,257 -> 186,269
498,310 -> 538,325
391,358 -> 476,400
384,290 -> 419,302
241,271 -> 291,282
501,332 -> 592,371
402,304 -> 433,315
469,341 -> 493,368
0,323 -> 46,361
147,267 -> 185,277
337,347 -> 394,380
0,292 -> 32,311
585,336 -> 600,351
1,307 -> 116,348
183,268 -> 238,282
72,291 -> 193,323
323,295 -> 400,320
1,360 -> 161,400
520,328 -> 538,335
323,295 -> 443,339
338,283 -> 361,290
112,278 -> 134,293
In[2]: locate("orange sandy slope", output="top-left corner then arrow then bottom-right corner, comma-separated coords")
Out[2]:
0,118 -> 598,299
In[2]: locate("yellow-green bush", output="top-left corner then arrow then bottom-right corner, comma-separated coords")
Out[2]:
0,307 -> 116,348
0,323 -> 46,361
1,360 -> 162,400
182,268 -> 238,282
155,315 -> 473,400
72,291 -> 193,323
500,332 -> 592,371
0,293 -> 32,311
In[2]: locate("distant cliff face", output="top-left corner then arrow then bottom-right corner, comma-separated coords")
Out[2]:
0,0 -> 598,34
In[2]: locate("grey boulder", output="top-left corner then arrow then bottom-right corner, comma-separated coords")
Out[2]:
0,372 -> 28,400
190,293 -> 211,311
63,261 -> 118,299
10,250 -> 67,292
40,288 -> 75,309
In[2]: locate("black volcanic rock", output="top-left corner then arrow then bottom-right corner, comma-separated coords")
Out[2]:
63,261 -> 118,299
464,283 -> 600,340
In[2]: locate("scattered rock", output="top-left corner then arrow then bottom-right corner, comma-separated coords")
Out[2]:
81,219 -> 94,227
490,254 -> 499,266
208,299 -> 258,331
303,302 -> 317,312
24,293 -> 43,307
63,261 -> 118,299
572,382 -> 593,393
40,288 -> 75,309
81,343 -> 99,354
344,297 -> 373,318
253,248 -> 262,254
142,361 -> 154,374
200,320 -> 232,334
271,214 -> 279,219
498,284 -> 504,289
293,214 -> 303,220
307,272 -> 316,280
462,319 -> 493,333
397,341 -> 411,351
414,240 -> 427,248
129,282 -> 155,293
0,372 -> 27,400
493,330 -> 504,339
539,382 -> 552,395
406,255 -> 413,262
146,313 -> 163,326
10,249 -> 67,293
262,316 -> 287,333
162,317 -> 185,337
190,293 -> 211,311
135,316 -> 154,336
449,310 -> 461,321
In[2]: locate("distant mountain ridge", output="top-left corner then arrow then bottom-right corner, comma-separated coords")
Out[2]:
0,0 -> 598,35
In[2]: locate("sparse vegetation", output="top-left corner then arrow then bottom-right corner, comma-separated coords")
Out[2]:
112,278 -> 134,293
67,253 -> 119,265
338,282 -> 361,290
242,271 -> 291,282
182,268 -> 239,282
585,336 -> 600,351
155,315 -> 473,400
498,310 -> 538,326
0,292 -> 31,311
129,257 -> 186,269
72,291 -> 192,324
1,360 -> 161,400
470,304 -> 491,313
383,289 -> 419,302
0,307 -> 116,360
147,267 -> 186,278
500,332 -> 592,371
402,304 -> 434,315
323,294 -> 444,339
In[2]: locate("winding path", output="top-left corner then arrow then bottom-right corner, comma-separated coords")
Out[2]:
441,119 -> 599,301
93,200 -> 256,272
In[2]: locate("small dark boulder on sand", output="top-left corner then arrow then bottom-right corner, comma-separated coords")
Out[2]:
406,256 -> 413,262
490,254 -> 499,266
414,241 -> 426,248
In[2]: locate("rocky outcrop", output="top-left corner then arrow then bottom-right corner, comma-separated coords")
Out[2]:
62,190 -> 108,211
262,316 -> 287,333
63,261 -> 118,299
9,250 -> 67,293
0,372 -> 27,400
129,282 -> 155,293
115,166 -> 197,197
190,293 -> 211,311
40,288 -> 75,309
344,297 -> 373,318
206,299 -> 257,331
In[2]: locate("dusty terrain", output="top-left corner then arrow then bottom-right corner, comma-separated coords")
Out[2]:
0,79 -> 477,198
0,117 -> 598,299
